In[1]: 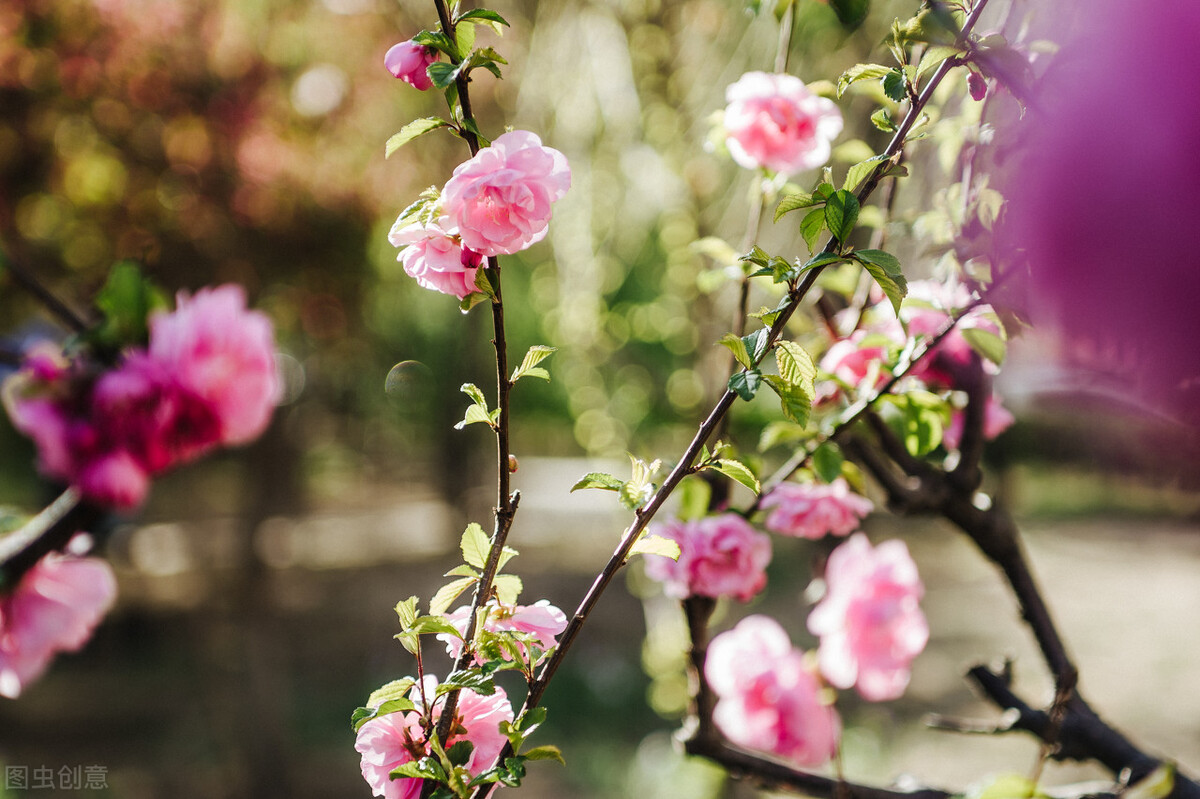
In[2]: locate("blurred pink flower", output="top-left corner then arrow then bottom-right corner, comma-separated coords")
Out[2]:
808,534 -> 928,702
0,552 -> 117,698
902,279 -> 1000,390
723,71 -> 842,175
644,514 -> 771,602
76,449 -> 151,509
441,130 -> 571,256
384,40 -> 439,91
355,676 -> 513,799
148,284 -> 279,446
705,615 -> 840,766
439,599 -> 568,664
942,394 -> 1015,451
388,217 -> 484,300
760,478 -> 873,540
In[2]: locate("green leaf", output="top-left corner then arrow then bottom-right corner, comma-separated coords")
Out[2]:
976,187 -> 1005,230
711,458 -> 761,495
812,442 -> 844,484
728,369 -> 763,401
456,8 -> 511,31
431,576 -> 477,616
367,677 -> 417,708
460,522 -> 490,569
391,757 -> 446,782
843,154 -> 887,193
570,472 -> 623,492
854,250 -> 907,315
836,63 -> 891,98
92,261 -> 168,349
446,740 -> 476,768
774,190 -> 821,221
439,667 -> 496,695
828,0 -> 870,30
521,746 -> 566,765
882,68 -> 907,102
394,596 -> 419,628
870,108 -> 897,132
511,345 -> 557,382
405,615 -> 464,637
444,564 -> 480,579
739,245 -> 772,268
454,20 -> 476,61
763,374 -> 812,426
718,333 -> 752,370
962,326 -> 1006,366
351,696 -> 418,731
676,476 -> 712,521
427,61 -> 463,90
774,340 -> 816,389
800,207 -> 826,253
619,455 -> 660,511
917,44 -> 963,79
460,383 -> 487,408
758,421 -> 808,452
629,534 -> 681,560
879,391 -> 948,457
455,403 -> 495,430
824,190 -> 859,243
412,30 -> 458,58
493,573 -> 523,605
796,251 -> 846,275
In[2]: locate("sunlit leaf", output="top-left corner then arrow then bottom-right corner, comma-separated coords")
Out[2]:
710,458 -> 761,495
628,534 -> 681,560
460,522 -> 491,569
824,190 -> 860,242
431,576 -> 477,616
570,472 -> 623,492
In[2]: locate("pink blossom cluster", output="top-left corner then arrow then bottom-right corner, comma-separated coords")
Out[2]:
389,131 -> 570,299
0,550 -> 117,699
760,478 -> 873,540
723,71 -> 843,175
3,285 -> 279,508
808,534 -> 928,701
438,599 -> 568,665
705,615 -> 840,766
384,39 -> 439,91
355,675 -> 513,799
644,514 -> 771,602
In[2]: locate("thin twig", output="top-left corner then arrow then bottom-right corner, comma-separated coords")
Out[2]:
0,247 -> 94,334
0,489 -> 102,593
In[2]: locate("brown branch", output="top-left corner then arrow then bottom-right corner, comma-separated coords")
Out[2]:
0,247 -> 94,334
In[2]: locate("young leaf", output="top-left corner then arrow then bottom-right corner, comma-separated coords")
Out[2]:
961,326 -> 1006,366
711,458 -> 761,495
395,597 -> 419,629
843,154 -> 888,192
870,108 -> 897,132
570,472 -> 624,492
446,740 -> 476,768
854,250 -> 907,314
796,251 -> 846,275
461,522 -> 491,569
774,340 -> 816,397
92,261 -> 168,349
811,442 -> 844,484
494,573 -> 523,605
367,678 -> 417,709
800,207 -> 827,252
406,615 -> 464,637
391,757 -> 447,782
629,534 -> 681,560
439,667 -> 497,695
824,190 -> 860,242
718,333 -> 752,370
460,383 -> 488,408
762,374 -> 812,427
445,564 -> 480,579
728,369 -> 763,401
454,20 -> 476,61
455,403 -> 495,430
456,8 -> 511,31
431,576 -> 477,616
511,345 -> 557,382
882,68 -> 907,102
836,63 -> 891,98
521,746 -> 566,765
427,61 -> 463,90
774,190 -> 821,221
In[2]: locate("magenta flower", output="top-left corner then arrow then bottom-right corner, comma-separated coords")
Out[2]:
441,130 -> 571,257
760,478 -> 873,540
942,394 -> 1015,451
384,40 -> 439,91
808,534 -> 928,702
705,615 -> 840,767
148,285 -> 279,446
0,551 -> 118,698
439,599 -> 568,665
388,217 -> 484,300
643,514 -> 772,602
355,676 -> 513,799
723,71 -> 843,175
2,284 -> 277,509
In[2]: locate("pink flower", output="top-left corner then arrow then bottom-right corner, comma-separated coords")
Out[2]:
901,279 -> 1001,390
0,552 -> 118,698
441,130 -> 571,256
760,478 -> 873,540
384,40 -> 439,91
355,676 -> 513,799
147,284 -> 279,446
705,616 -> 840,767
942,394 -> 1015,451
807,534 -> 928,702
644,514 -> 771,602
76,449 -> 151,509
723,71 -> 843,175
388,217 -> 484,300
439,599 -> 568,665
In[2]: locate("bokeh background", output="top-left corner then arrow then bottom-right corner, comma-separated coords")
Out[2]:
0,0 -> 1197,797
